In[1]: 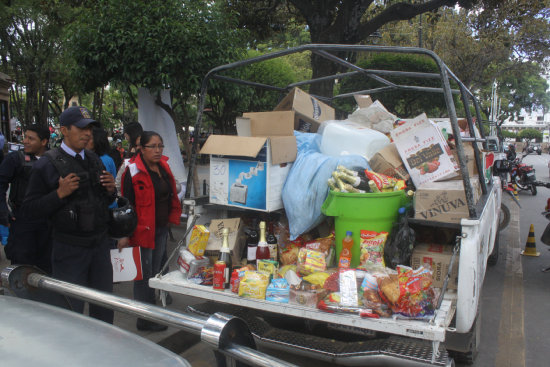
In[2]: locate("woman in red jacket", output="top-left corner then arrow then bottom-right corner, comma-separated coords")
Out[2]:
119,131 -> 181,331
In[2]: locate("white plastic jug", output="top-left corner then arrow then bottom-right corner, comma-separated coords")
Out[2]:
320,120 -> 390,160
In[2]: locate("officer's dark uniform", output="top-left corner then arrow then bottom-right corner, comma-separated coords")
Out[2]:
22,142 -> 116,324
0,150 -> 51,273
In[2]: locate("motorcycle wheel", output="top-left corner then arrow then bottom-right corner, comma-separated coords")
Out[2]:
531,184 -> 537,195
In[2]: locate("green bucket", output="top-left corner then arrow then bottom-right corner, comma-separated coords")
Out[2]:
321,190 -> 408,268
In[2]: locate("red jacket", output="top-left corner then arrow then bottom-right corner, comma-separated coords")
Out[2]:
122,154 -> 181,249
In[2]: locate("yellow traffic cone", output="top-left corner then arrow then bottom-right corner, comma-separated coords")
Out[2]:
521,224 -> 540,256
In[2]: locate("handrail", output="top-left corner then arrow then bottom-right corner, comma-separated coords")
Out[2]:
1,265 -> 297,367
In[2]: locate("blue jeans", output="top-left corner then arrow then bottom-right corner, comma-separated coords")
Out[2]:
133,226 -> 168,304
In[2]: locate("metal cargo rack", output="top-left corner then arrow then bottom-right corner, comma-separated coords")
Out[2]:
184,44 -> 493,222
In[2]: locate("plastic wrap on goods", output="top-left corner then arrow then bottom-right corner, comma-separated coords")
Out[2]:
282,131 -> 369,240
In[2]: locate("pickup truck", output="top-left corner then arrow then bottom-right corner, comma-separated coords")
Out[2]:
150,44 -> 502,366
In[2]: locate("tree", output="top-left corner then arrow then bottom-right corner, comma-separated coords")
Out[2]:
0,0 -> 75,128
518,128 -> 542,142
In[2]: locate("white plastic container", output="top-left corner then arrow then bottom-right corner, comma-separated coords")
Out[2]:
320,120 -> 390,160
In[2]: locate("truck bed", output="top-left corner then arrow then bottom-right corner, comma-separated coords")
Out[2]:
149,271 -> 456,343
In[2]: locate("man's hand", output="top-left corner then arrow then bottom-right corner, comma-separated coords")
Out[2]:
100,171 -> 116,194
117,237 -> 130,252
57,173 -> 80,199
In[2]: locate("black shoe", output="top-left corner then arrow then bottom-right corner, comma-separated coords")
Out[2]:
136,318 -> 168,332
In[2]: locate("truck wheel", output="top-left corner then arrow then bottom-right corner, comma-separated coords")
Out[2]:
531,184 -> 537,195
498,203 -> 510,231
488,231 -> 500,266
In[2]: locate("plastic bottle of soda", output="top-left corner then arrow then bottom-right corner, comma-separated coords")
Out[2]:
339,231 -> 353,268
256,221 -> 270,266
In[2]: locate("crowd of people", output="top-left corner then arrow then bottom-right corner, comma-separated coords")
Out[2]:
0,106 -> 181,332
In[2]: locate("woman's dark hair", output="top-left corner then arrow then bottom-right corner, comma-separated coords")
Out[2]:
123,122 -> 143,148
91,127 -> 111,156
140,131 -> 163,147
25,124 -> 50,141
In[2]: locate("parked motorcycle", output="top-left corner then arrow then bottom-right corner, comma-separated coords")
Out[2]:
510,155 -> 537,195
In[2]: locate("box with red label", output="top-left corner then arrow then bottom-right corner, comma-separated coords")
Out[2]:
390,113 -> 458,187
410,243 -> 458,289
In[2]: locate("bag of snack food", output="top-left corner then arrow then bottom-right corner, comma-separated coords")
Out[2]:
297,248 -> 327,275
359,230 -> 388,267
238,271 -> 270,299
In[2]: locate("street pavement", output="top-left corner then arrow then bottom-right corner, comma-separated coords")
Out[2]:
1,156 -> 548,366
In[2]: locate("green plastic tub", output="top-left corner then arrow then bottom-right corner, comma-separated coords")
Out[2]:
321,190 -> 409,268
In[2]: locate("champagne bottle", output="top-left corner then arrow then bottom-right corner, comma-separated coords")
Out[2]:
266,222 -> 278,262
256,221 -> 270,265
246,220 -> 259,265
218,228 -> 232,289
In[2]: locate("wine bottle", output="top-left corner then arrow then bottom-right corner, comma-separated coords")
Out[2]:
266,222 -> 278,262
246,220 -> 259,265
218,228 -> 232,289
256,221 -> 270,265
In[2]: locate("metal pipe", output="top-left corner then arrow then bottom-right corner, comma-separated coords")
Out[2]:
23,272 -> 299,367
27,273 -> 207,333
224,345 -> 298,367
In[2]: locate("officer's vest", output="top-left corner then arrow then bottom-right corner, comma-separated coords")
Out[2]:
8,151 -> 35,210
44,148 -> 110,246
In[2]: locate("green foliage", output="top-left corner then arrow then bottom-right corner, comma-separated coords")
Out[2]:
336,54 -> 451,118
206,49 -> 298,133
501,130 -> 517,139
518,128 -> 542,142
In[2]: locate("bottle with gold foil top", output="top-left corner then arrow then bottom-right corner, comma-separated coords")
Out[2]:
255,221 -> 270,265
218,228 -> 232,289
266,222 -> 278,262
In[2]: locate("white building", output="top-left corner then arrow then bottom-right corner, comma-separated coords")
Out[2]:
501,111 -> 550,142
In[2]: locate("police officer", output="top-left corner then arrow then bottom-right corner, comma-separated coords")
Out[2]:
1,124 -> 51,273
22,106 -> 118,324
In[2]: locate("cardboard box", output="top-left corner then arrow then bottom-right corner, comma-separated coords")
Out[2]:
200,135 -> 296,211
237,111 -> 295,137
274,87 -> 335,133
411,243 -> 458,289
204,218 -> 246,266
368,143 -> 410,181
390,113 -> 458,187
414,177 -> 481,224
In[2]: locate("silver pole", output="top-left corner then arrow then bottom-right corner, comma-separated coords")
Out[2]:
27,273 -> 207,333
224,345 -> 298,367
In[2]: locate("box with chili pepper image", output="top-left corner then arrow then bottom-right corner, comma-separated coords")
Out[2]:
390,113 -> 458,187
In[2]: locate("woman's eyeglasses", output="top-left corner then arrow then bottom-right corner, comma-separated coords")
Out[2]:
143,144 -> 165,150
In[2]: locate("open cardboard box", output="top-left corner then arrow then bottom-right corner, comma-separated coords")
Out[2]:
274,87 -> 335,133
204,218 -> 246,266
200,121 -> 296,211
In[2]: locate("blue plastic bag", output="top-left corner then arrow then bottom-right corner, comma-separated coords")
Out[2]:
0,224 -> 9,245
282,131 -> 369,240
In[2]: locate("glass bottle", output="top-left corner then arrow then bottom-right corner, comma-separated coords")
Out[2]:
256,221 -> 270,265
246,220 -> 259,265
218,228 -> 232,289
266,222 -> 278,262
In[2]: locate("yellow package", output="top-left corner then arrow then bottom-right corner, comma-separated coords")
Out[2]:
297,248 -> 327,275
238,271 -> 270,299
303,272 -> 330,287
187,225 -> 210,256
278,265 -> 297,278
257,260 -> 278,279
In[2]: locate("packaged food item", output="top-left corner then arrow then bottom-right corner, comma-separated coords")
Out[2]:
278,264 -> 297,278
187,224 -> 210,256
359,230 -> 388,267
289,284 -> 328,307
238,271 -> 270,299
303,272 -> 330,287
188,257 -> 211,279
323,271 -> 339,292
394,265 -> 435,318
257,259 -> 278,279
378,272 -> 400,304
297,248 -> 327,275
305,234 -> 335,266
213,261 -> 227,290
177,249 -> 197,274
361,272 -> 391,317
280,241 -> 302,265
187,266 -> 213,285
230,269 -> 240,293
339,269 -> 358,307
365,170 -> 405,191
284,269 -> 302,287
266,278 -> 290,303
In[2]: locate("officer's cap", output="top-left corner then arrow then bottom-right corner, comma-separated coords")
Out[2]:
59,106 -> 99,128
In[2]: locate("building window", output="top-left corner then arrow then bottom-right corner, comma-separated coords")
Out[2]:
518,116 -> 524,122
